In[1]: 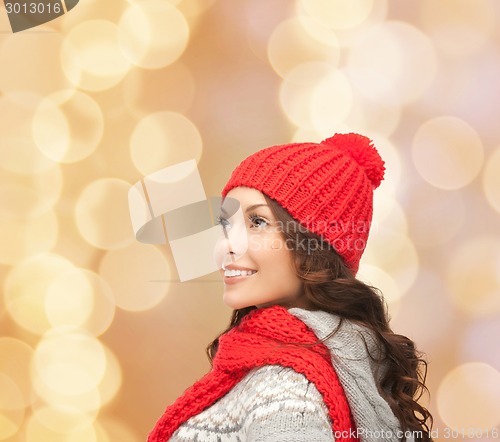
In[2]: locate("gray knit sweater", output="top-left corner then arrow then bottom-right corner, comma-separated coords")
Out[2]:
169,308 -> 412,442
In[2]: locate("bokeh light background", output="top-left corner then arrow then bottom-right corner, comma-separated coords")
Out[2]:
1,0 -> 500,440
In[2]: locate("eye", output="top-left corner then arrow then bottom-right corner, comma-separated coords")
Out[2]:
248,214 -> 269,229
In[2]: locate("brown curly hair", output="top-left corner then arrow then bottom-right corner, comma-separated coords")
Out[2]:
207,194 -> 433,441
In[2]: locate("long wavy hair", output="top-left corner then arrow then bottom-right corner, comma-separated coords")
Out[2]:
207,194 -> 433,441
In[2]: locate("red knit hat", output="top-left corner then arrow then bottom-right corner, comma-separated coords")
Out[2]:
221,133 -> 385,274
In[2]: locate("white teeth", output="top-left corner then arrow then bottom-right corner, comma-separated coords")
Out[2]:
224,269 -> 257,277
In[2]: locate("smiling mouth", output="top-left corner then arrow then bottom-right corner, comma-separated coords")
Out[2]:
223,269 -> 257,277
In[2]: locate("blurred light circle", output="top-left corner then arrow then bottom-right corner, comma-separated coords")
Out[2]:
291,125 -> 354,145
306,0 -> 388,49
53,223 -> 100,272
412,116 -> 484,190
482,147 -> 500,214
344,70 -> 401,137
25,408 -> 97,442
363,228 -> 419,296
96,418 -> 139,442
371,137 -> 401,195
0,28 -> 74,95
99,242 -> 170,311
75,272 -> 116,337
32,345 -> 122,419
434,48 -> 500,140
346,21 -> 437,104
437,362 -> 500,429
0,375 -> 23,415
75,178 -> 135,250
297,15 -> 342,51
32,91 -> 104,164
130,112 -> 202,176
445,237 -> 500,317
0,164 -> 63,218
31,344 -> 105,414
118,1 -> 189,69
0,373 -> 24,440
372,193 -> 407,236
290,127 -> 322,143
0,338 -> 35,408
4,253 -> 75,335
245,0 -> 299,61
0,413 -> 21,440
122,63 -> 196,118
406,185 -> 465,248
98,346 -> 122,407
61,20 -> 131,92
0,185 -> 40,220
279,62 -> 333,129
32,374 -> 101,415
309,69 -> 353,134
45,268 -> 95,329
389,268 -> 455,352
420,0 -> 495,57
93,422 -> 110,442
267,17 -> 340,78
298,0 -> 374,30
461,318 -> 500,372
0,209 -> 58,265
59,0 -> 116,33
358,264 -> 401,305
33,330 -> 106,396
0,94 -> 57,175
176,0 -> 217,18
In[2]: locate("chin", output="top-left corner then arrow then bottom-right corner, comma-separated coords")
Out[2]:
222,294 -> 252,310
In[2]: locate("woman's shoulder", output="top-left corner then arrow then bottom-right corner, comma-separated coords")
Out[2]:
239,365 -> 329,412
229,365 -> 335,441
241,365 -> 334,440
171,365 -> 334,441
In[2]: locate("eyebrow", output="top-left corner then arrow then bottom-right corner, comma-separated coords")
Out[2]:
245,203 -> 269,213
220,203 -> 269,216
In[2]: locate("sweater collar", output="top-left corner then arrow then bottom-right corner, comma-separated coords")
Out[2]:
288,307 -> 412,442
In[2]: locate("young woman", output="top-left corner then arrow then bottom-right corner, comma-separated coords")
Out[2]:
148,133 -> 433,442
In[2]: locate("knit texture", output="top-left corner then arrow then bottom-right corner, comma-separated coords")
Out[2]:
148,305 -> 357,442
221,133 -> 385,274
288,308 -> 414,442
170,365 -> 334,441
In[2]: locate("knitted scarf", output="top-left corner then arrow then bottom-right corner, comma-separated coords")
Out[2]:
148,305 -> 358,442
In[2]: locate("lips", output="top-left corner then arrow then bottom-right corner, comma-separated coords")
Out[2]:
222,266 -> 257,284
224,269 -> 257,277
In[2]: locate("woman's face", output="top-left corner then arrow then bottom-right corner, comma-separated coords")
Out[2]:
214,187 -> 306,310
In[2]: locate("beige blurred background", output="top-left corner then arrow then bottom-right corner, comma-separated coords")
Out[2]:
1,0 -> 500,441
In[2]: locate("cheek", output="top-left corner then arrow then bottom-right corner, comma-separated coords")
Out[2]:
265,247 -> 297,279
263,255 -> 302,300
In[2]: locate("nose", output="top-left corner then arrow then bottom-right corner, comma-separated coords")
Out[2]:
213,212 -> 249,270
221,251 -> 237,270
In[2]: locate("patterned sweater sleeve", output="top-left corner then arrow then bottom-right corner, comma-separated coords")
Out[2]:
245,366 -> 335,442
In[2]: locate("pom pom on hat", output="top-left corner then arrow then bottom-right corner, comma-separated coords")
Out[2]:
322,133 -> 385,189
222,133 -> 385,274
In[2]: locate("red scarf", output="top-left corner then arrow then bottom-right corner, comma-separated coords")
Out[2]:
148,305 -> 358,441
